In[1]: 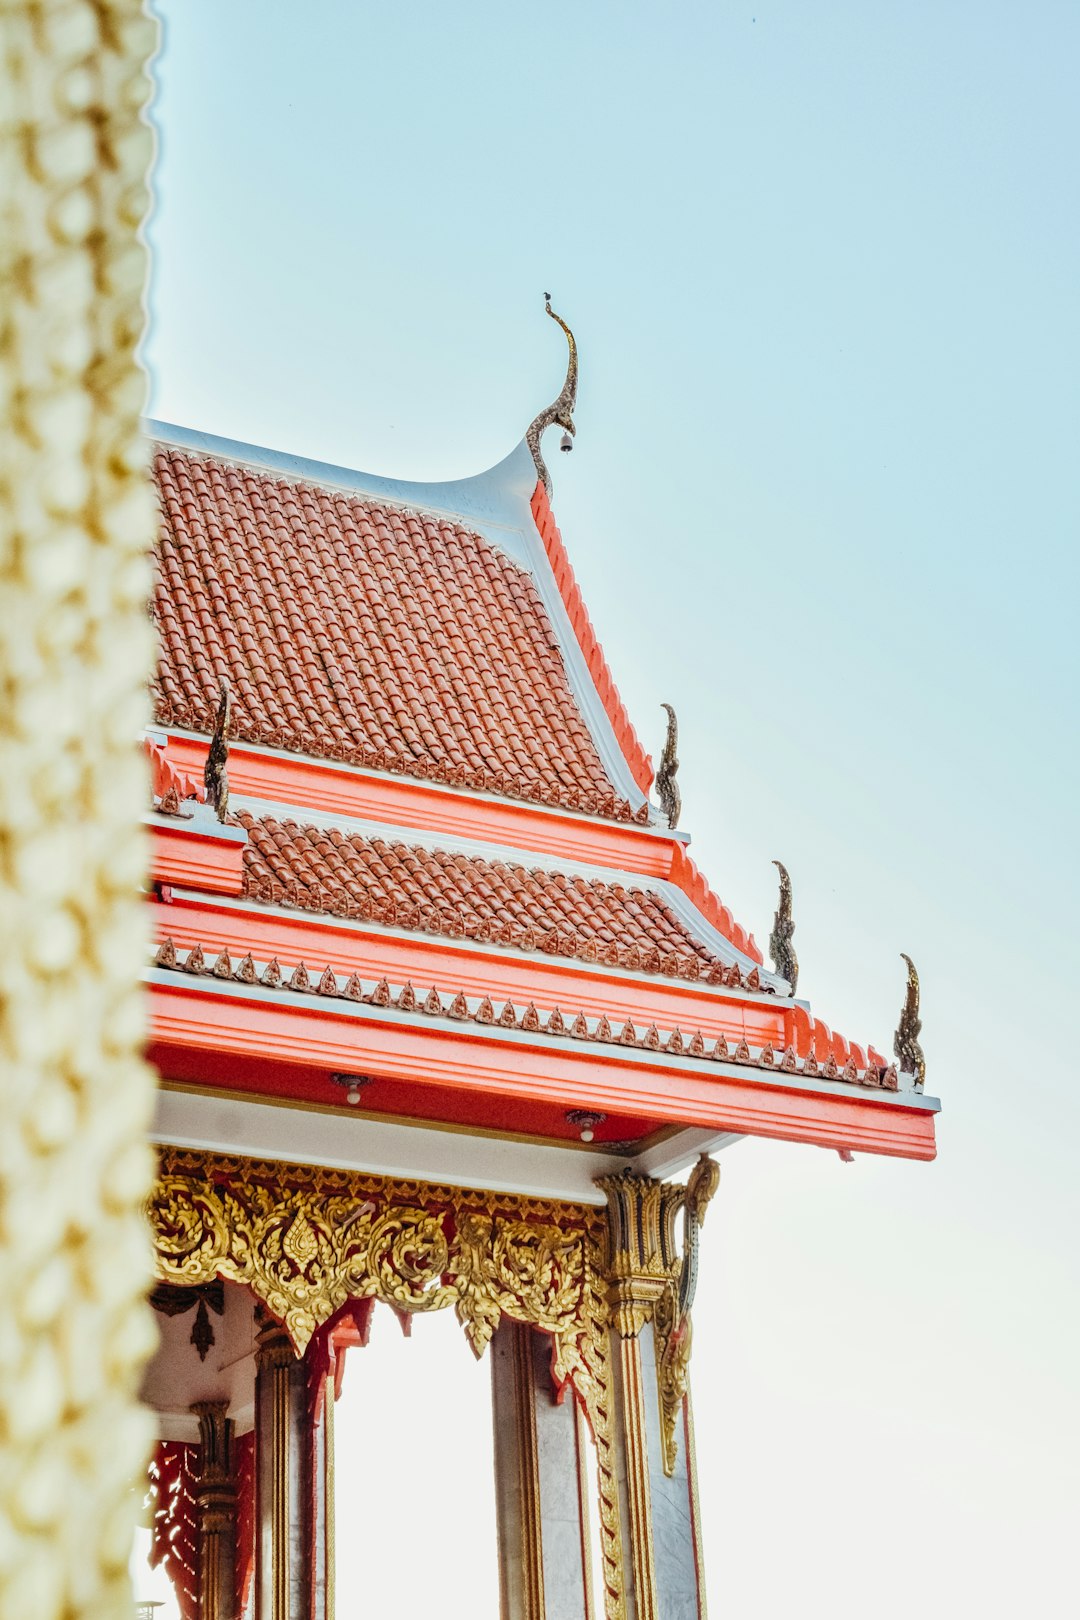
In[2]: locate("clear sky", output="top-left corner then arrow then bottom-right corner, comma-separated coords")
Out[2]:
142,4 -> 1079,1615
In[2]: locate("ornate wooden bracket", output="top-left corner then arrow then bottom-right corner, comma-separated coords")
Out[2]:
599,1158 -> 719,1475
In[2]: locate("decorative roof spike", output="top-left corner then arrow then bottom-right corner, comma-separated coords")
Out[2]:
769,860 -> 799,996
203,679 -> 231,822
894,953 -> 926,1088
526,293 -> 578,495
655,704 -> 682,829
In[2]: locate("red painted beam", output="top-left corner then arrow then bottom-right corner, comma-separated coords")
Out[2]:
148,978 -> 938,1163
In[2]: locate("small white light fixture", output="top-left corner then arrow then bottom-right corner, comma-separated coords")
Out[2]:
566,1108 -> 606,1143
560,431 -> 573,453
331,1072 -> 374,1107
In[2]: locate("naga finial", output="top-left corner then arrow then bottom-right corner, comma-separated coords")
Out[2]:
526,293 -> 578,496
769,860 -> 798,996
894,952 -> 926,1088
203,679 -> 231,822
656,703 -> 681,828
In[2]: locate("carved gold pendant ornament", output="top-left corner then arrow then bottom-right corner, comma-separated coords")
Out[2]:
147,1147 -> 722,1613
150,1149 -> 596,1356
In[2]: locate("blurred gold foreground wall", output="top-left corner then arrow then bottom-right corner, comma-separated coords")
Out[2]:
0,3 -> 159,1614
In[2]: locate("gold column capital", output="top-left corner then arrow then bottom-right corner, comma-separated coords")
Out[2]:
597,1169 -> 685,1339
254,1307 -> 297,1371
599,1159 -> 720,1476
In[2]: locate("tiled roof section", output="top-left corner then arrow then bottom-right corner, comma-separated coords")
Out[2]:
236,812 -> 755,988
151,937 -> 900,1093
152,447 -> 647,821
531,481 -> 654,796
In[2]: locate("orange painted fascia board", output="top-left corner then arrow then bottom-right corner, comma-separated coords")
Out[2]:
147,977 -> 937,1162
667,843 -> 762,964
160,732 -> 672,877
530,480 -> 654,796
148,817 -> 246,897
151,894 -> 791,1047
154,733 -> 767,967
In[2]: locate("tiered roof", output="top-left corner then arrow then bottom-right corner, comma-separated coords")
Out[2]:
144,414 -> 937,1184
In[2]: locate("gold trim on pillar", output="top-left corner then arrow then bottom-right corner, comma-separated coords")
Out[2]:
600,1160 -> 719,1477
575,1400 -> 597,1620
255,1313 -> 293,1620
324,1373 -> 336,1620
684,1393 -> 709,1620
618,1335 -> 658,1620
513,1326 -> 546,1620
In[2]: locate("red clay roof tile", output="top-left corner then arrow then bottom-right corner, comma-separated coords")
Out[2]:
152,448 -> 644,820
236,812 -> 733,986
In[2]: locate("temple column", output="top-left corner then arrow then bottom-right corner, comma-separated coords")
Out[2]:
312,1374 -> 335,1620
492,1320 -> 594,1620
254,1311 -> 313,1620
192,1401 -> 238,1620
601,1169 -> 715,1620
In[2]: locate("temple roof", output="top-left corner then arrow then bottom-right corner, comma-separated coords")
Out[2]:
143,414 -> 938,1183
237,811 -> 748,987
151,433 -> 649,821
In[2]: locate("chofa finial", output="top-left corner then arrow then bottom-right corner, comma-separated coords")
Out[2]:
656,703 -> 681,828
769,860 -> 798,996
894,953 -> 926,1088
203,680 -> 231,822
526,293 -> 578,495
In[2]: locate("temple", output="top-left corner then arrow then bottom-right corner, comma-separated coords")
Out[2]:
139,304 -> 938,1620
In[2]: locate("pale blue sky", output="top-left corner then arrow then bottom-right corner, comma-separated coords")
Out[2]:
143,4 -> 1079,1615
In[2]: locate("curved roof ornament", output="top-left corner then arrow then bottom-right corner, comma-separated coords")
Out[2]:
656,704 -> 681,829
894,953 -> 926,1088
769,860 -> 798,996
526,293 -> 578,496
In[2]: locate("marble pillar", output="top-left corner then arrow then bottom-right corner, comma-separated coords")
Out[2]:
492,1320 -> 594,1620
